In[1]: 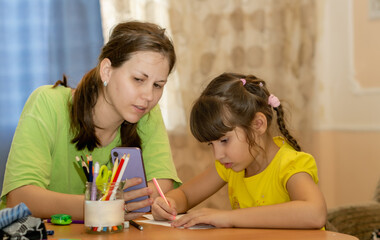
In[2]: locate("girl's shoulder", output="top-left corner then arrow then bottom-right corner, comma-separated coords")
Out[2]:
274,136 -> 314,161
273,137 -> 319,184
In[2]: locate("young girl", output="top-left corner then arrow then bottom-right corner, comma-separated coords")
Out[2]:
152,72 -> 327,229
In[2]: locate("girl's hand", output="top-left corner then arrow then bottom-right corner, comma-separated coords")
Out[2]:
123,177 -> 154,220
172,208 -> 231,228
151,197 -> 177,221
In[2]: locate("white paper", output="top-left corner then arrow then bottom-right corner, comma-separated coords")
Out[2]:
136,214 -> 215,229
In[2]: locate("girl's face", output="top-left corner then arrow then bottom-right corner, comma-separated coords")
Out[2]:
209,127 -> 257,173
102,51 -> 170,124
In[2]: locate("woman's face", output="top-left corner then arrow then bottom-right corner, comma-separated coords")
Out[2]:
102,51 -> 170,123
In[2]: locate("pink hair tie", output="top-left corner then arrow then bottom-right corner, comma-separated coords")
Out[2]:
268,94 -> 280,108
240,78 -> 246,86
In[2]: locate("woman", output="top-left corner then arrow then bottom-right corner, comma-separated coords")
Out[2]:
1,21 -> 181,221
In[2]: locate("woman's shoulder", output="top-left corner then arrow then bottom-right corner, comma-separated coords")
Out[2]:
23,85 -> 72,116
138,105 -> 163,129
32,85 -> 71,98
28,85 -> 71,106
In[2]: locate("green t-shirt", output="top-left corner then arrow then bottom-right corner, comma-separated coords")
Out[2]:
0,85 -> 181,208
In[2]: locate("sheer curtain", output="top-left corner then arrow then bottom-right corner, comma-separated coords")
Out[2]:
0,0 -> 104,192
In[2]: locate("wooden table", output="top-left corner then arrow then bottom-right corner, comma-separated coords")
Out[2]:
46,222 -> 358,240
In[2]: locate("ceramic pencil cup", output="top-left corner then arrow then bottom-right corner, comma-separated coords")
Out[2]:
84,181 -> 125,233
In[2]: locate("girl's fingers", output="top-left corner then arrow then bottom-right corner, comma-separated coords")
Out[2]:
152,197 -> 177,221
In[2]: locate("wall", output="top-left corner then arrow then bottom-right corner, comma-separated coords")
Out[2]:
314,0 -> 380,208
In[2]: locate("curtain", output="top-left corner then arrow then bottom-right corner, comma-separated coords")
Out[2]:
0,0 -> 104,192
100,0 -> 317,210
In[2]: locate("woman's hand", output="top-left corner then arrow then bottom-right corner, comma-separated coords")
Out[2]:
172,208 -> 231,228
123,177 -> 153,220
151,196 -> 177,221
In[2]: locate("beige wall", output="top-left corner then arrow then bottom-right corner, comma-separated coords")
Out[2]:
312,131 -> 380,207
354,0 -> 380,88
315,0 -> 380,208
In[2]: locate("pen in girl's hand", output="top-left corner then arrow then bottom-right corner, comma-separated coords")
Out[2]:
152,177 -> 176,220
152,177 -> 169,206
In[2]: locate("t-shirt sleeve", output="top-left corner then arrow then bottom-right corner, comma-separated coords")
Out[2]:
137,105 -> 181,188
280,152 -> 319,191
1,86 -> 57,203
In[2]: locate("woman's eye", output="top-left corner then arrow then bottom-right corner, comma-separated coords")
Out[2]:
154,83 -> 163,89
134,77 -> 143,82
207,142 -> 213,146
220,138 -> 228,143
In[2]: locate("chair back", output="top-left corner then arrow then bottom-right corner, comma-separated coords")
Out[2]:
374,178 -> 380,203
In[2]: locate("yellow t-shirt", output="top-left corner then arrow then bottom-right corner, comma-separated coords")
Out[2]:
215,136 -> 319,209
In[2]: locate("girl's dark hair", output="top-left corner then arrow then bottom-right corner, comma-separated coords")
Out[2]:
54,21 -> 176,151
190,72 -> 301,152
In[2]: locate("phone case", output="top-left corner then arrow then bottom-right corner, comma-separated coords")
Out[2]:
111,147 -> 151,213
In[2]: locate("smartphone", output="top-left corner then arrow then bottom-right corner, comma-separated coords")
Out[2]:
111,147 -> 151,213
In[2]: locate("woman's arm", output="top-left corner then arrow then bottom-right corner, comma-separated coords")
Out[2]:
6,185 -> 84,220
174,172 -> 327,229
7,178 -> 156,221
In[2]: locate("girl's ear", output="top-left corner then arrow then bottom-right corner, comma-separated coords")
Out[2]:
251,112 -> 268,136
99,58 -> 112,84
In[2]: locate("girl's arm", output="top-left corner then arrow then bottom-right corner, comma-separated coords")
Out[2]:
148,178 -> 173,198
174,172 -> 327,229
229,172 -> 327,228
152,164 -> 226,220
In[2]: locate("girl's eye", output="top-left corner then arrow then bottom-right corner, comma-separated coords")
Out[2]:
220,138 -> 228,143
207,142 -> 213,146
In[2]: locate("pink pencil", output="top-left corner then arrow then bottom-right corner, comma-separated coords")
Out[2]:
152,177 -> 169,206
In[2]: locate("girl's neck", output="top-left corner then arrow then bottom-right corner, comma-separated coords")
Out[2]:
245,136 -> 280,177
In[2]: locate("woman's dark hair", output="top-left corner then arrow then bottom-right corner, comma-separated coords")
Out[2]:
54,21 -> 176,151
190,72 -> 301,152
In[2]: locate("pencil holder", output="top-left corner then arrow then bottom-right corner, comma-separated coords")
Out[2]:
84,181 -> 125,234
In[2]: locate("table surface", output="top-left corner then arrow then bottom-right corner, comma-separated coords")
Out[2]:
46,222 -> 359,240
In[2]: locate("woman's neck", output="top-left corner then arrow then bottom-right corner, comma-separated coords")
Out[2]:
93,92 -> 123,147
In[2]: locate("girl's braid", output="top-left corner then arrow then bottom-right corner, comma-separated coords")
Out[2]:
274,105 -> 301,151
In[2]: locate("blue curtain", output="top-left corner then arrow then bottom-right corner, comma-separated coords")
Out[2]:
0,0 -> 104,192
